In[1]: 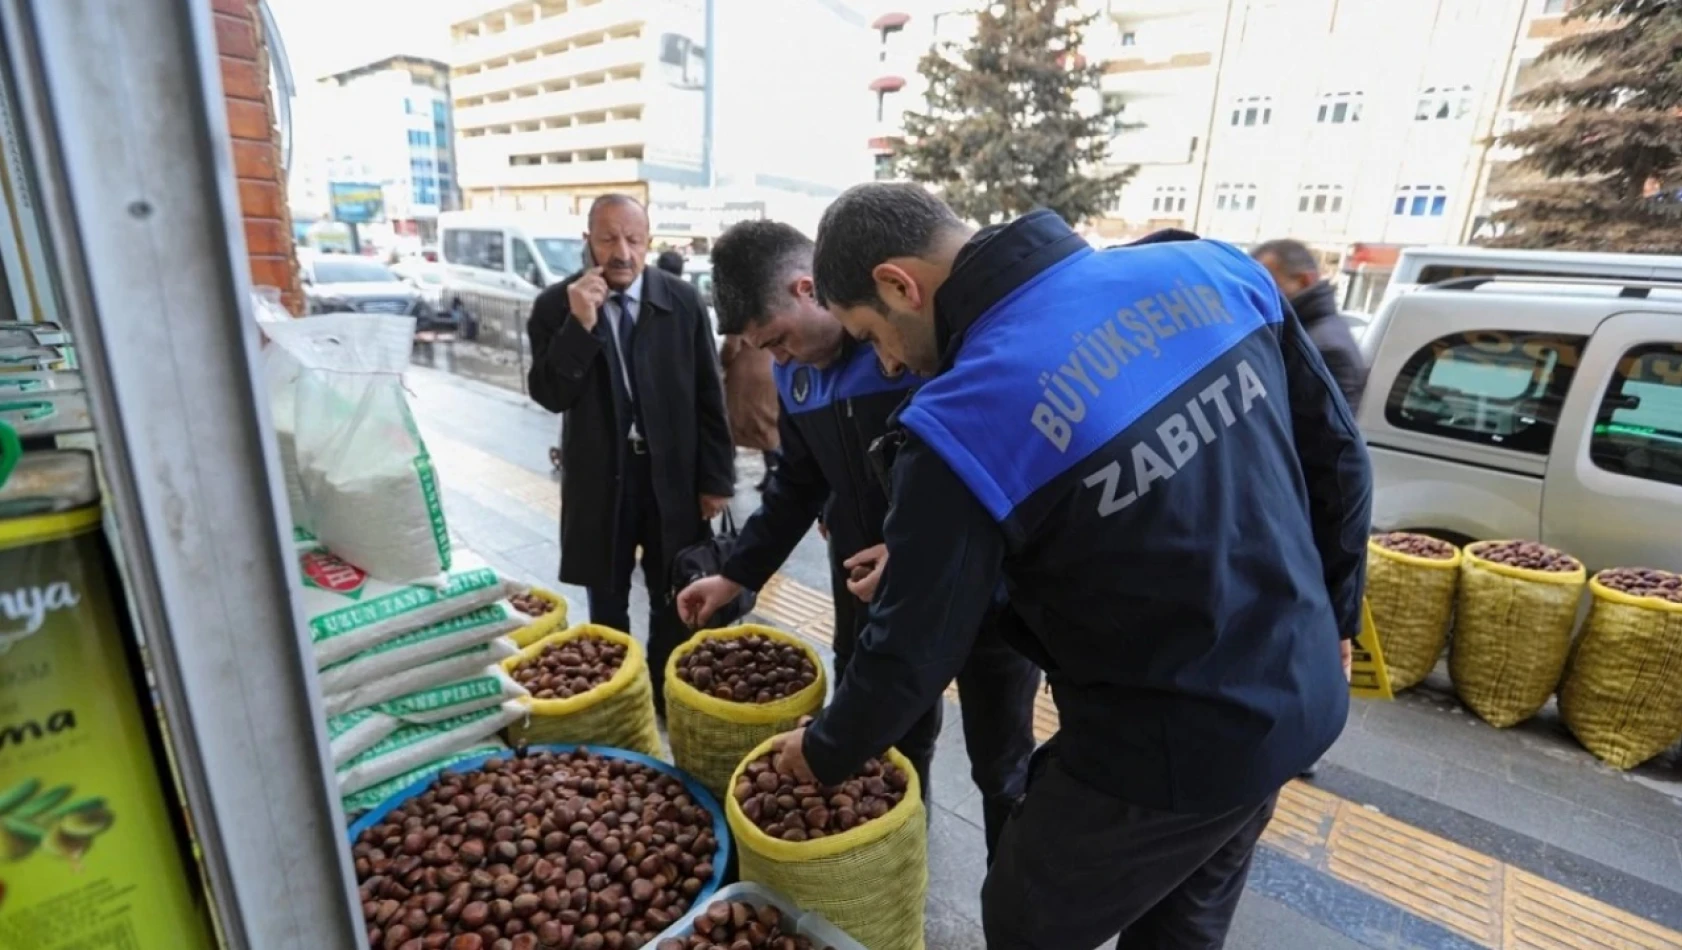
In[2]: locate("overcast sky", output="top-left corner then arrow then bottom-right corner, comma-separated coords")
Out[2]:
268,0 -> 456,81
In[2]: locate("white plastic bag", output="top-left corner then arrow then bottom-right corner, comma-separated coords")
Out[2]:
321,637 -> 520,717
336,702 -> 525,796
316,601 -> 522,694
298,548 -> 516,667
265,313 -> 450,582
252,291 -> 310,529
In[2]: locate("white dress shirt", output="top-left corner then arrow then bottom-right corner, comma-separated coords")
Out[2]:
603,270 -> 645,437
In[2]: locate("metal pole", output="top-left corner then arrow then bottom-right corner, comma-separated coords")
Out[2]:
0,1 -> 364,947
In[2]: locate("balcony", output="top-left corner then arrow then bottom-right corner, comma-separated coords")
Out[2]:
1101,52 -> 1217,100
453,35 -> 646,100
1109,0 -> 1226,25
452,0 -> 654,71
461,157 -> 646,191
457,118 -> 646,172
456,79 -> 646,130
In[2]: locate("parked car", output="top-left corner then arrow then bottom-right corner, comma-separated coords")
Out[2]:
436,211 -> 588,351
391,258 -> 448,311
299,252 -> 428,318
1357,274 -> 1682,572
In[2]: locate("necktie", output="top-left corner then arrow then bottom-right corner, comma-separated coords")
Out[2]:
614,293 -> 638,407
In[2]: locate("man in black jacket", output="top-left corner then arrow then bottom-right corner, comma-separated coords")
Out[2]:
675,220 -> 1040,856
775,185 -> 1372,948
1253,238 -> 1368,411
526,194 -> 734,712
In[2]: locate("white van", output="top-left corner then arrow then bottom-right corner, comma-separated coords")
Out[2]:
1374,246 -> 1682,321
1358,274 -> 1682,572
437,211 -> 588,349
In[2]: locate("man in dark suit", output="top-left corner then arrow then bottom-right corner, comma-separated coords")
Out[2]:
527,194 -> 734,712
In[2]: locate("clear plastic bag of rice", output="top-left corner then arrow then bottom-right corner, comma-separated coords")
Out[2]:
265,313 -> 450,583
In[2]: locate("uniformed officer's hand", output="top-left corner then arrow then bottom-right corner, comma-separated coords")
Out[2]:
843,544 -> 888,602
567,267 -> 608,330
771,727 -> 819,785
1341,638 -> 1353,682
700,494 -> 730,520
677,575 -> 743,628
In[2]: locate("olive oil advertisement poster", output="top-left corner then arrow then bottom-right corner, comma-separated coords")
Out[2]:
0,506 -> 213,948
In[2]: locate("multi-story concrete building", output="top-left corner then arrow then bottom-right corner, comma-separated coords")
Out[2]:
310,55 -> 460,241
449,0 -> 871,244
864,0 -> 1589,309
1096,0 -> 1590,308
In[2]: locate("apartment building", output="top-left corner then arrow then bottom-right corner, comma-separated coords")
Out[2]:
1097,0 -> 1587,309
302,55 -> 459,239
449,0 -> 872,243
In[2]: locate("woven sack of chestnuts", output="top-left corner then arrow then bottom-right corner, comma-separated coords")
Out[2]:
1450,540 -> 1586,728
1365,532 -> 1463,691
664,626 -> 827,800
1558,567 -> 1682,769
503,625 -> 662,757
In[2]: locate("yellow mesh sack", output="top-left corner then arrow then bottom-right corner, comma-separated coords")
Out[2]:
665,625 -> 827,799
1449,542 -> 1585,728
1559,576 -> 1682,769
509,586 -> 569,648
1366,537 -> 1462,691
726,738 -> 927,950
501,625 -> 662,758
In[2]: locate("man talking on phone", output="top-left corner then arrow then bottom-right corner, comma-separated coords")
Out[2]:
526,194 -> 734,714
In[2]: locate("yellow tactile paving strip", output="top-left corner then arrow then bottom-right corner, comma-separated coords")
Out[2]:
427,432 -> 1682,950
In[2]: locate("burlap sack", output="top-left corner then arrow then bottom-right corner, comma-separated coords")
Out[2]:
1449,542 -> 1585,727
1559,575 -> 1682,769
501,625 -> 662,758
1366,537 -> 1462,690
666,625 -> 826,799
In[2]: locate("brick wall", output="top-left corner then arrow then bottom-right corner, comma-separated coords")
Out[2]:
211,0 -> 302,314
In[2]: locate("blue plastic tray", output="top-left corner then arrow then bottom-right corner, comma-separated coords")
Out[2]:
346,744 -> 732,904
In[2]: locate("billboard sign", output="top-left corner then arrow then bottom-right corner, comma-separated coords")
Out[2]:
642,0 -> 707,180
329,181 -> 384,224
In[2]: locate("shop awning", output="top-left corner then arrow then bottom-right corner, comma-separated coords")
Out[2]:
870,75 -> 906,93
872,12 -> 910,29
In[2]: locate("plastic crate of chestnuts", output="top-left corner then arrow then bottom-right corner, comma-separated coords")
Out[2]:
652,882 -> 865,950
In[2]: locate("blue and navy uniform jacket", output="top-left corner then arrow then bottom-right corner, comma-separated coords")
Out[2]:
804,211 -> 1374,813
720,336 -> 921,592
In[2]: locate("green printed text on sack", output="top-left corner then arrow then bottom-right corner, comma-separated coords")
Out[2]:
344,705 -> 506,766
328,708 -> 377,739
378,675 -> 505,717
310,568 -> 501,642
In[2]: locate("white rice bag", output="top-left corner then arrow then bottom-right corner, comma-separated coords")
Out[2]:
327,707 -> 400,769
337,702 -> 525,796
299,549 -> 515,667
340,742 -> 508,818
375,666 -> 527,724
317,601 -> 522,695
321,638 -> 519,718
266,313 -> 450,582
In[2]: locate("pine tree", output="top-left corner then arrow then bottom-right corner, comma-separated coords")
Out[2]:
897,0 -> 1133,226
1485,0 -> 1682,253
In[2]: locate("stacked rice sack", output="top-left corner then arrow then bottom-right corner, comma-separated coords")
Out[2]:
300,547 -> 535,816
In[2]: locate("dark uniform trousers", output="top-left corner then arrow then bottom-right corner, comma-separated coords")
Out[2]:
586,446 -> 690,715
828,539 -> 1042,859
981,750 -> 1278,949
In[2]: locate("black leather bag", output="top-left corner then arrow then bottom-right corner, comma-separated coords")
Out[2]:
669,508 -> 757,626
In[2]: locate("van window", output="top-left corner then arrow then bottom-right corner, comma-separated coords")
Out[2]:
443,228 -> 505,271
1385,330 -> 1586,453
534,237 -> 585,277
511,239 -> 538,284
1591,343 -> 1682,487
1416,264 -> 1646,286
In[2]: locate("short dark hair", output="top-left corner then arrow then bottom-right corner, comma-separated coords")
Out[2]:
812,183 -> 965,309
655,249 -> 685,275
710,220 -> 814,335
1252,239 -> 1320,277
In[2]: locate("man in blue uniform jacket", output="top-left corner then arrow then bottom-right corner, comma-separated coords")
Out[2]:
774,185 -> 1373,949
677,220 -> 1041,857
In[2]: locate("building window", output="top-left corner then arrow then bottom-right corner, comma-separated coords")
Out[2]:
1416,84 -> 1475,121
1151,186 -> 1188,214
1230,95 -> 1273,127
1386,330 -> 1586,453
1296,184 -> 1345,214
443,228 -> 505,271
874,153 -> 897,181
1213,183 -> 1258,212
1591,343 -> 1682,486
1316,91 -> 1364,124
1393,185 -> 1449,216
407,129 -> 435,148
1121,31 -> 1137,46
